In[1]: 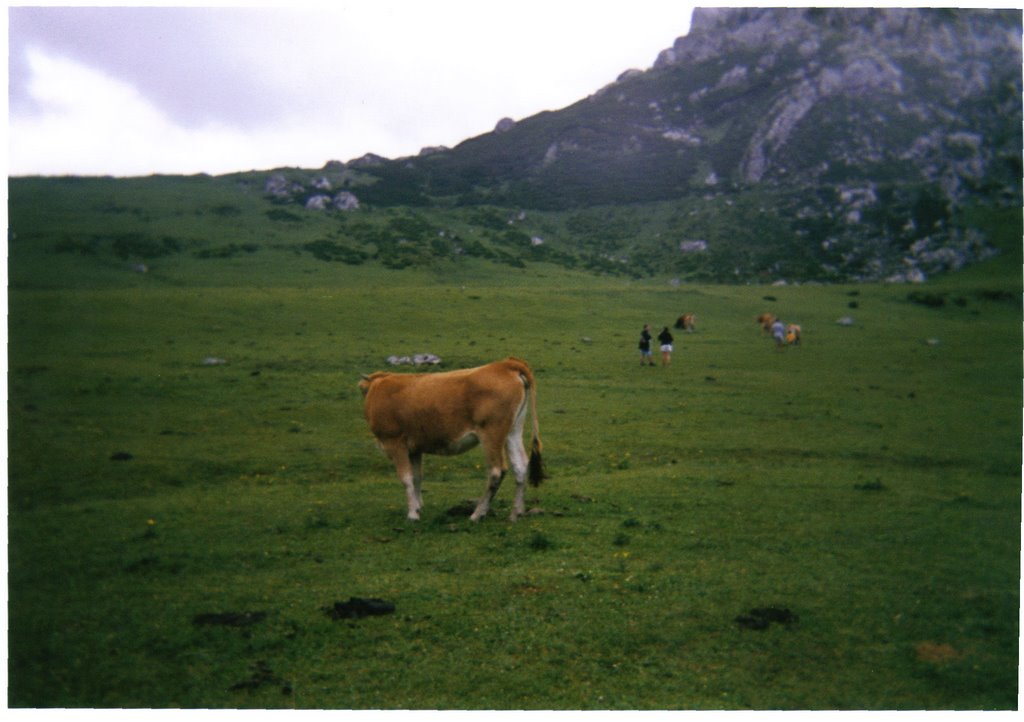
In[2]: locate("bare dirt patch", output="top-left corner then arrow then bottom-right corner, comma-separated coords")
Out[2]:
915,641 -> 963,664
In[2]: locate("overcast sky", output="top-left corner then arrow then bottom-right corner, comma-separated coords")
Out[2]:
8,2 -> 696,177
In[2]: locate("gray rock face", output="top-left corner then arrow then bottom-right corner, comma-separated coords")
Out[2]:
332,191 -> 360,210
651,8 -> 1021,191
328,8 -> 1019,282
494,117 -> 516,133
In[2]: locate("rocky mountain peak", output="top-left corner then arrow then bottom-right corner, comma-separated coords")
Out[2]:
345,7 -> 1021,282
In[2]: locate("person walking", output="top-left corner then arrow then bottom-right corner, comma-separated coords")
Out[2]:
657,326 -> 674,366
771,319 -> 787,349
638,324 -> 655,366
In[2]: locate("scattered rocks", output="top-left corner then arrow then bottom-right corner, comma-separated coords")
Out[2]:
836,316 -> 855,326
387,353 -> 441,366
201,357 -> 228,366
264,173 -> 360,210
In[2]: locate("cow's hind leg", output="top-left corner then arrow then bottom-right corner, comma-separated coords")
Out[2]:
504,404 -> 530,521
470,437 -> 506,522
505,434 -> 529,521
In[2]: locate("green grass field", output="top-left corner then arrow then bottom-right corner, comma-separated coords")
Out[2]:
7,178 -> 1021,709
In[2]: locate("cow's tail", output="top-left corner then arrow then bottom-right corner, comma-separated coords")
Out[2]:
510,357 -> 546,487
527,379 -> 546,487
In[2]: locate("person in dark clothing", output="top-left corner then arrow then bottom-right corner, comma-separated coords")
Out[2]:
657,326 -> 674,366
638,324 -> 655,366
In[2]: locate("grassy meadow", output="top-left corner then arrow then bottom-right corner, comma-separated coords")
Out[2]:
7,176 -> 1021,709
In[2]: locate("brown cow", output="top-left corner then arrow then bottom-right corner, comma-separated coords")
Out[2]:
756,313 -> 777,333
786,324 -> 802,345
674,314 -> 696,332
359,357 -> 545,522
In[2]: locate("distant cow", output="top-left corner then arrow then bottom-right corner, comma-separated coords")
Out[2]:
786,324 -> 802,345
674,314 -> 696,332
359,357 -> 545,522
757,313 -> 777,333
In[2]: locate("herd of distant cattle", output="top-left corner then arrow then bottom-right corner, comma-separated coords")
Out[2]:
756,312 -> 802,346
676,312 -> 800,345
359,311 -> 800,521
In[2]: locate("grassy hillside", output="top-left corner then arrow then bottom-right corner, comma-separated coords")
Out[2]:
7,175 -> 1021,709
10,174 -> 1020,287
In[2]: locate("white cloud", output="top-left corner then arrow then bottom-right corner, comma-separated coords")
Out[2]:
8,48 -> 369,175
8,3 -> 696,176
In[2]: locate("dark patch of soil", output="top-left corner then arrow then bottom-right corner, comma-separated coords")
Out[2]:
446,500 -> 477,517
229,660 -> 292,695
735,607 -> 798,630
323,597 -> 395,620
915,641 -> 962,664
125,556 -> 181,574
192,611 -> 267,627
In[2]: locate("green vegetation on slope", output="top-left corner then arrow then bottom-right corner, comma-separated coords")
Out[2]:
10,174 -> 1018,286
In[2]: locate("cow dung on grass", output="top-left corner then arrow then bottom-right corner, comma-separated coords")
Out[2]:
735,607 -> 798,630
323,597 -> 395,620
229,660 -> 292,695
193,611 -> 267,627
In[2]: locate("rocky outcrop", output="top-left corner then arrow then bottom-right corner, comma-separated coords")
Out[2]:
332,191 -> 360,210
264,173 -> 305,199
348,153 -> 387,168
650,8 -> 1022,189
494,117 -> 517,133
266,173 -> 360,211
305,191 -> 360,211
334,7 -> 1020,281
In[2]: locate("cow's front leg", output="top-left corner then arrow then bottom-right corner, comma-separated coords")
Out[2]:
410,452 -> 424,516
388,446 -> 421,521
